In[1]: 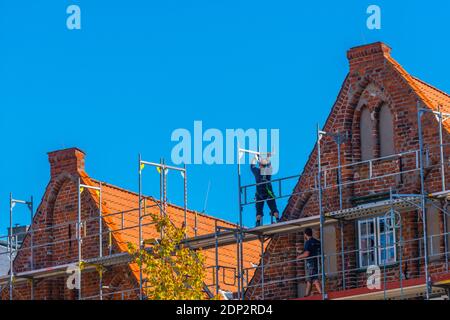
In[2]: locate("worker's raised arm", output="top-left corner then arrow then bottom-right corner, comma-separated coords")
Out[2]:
251,154 -> 259,166
250,155 -> 259,176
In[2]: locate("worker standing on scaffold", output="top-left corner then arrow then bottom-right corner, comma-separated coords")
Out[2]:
251,153 -> 280,227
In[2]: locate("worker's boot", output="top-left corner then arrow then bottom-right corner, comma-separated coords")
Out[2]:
256,216 -> 263,227
273,213 -> 281,223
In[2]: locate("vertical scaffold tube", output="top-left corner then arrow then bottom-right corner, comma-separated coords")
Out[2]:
237,149 -> 244,300
438,106 -> 446,192
260,236 -> 265,300
184,164 -> 188,238
215,222 -> 219,296
77,178 -> 82,300
317,125 -> 327,300
30,196 -> 34,271
99,183 -> 103,258
9,193 -> 13,301
417,103 -> 431,300
138,154 -> 143,300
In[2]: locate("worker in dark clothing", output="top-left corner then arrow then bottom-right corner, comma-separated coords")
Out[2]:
251,153 -> 280,227
298,228 -> 322,297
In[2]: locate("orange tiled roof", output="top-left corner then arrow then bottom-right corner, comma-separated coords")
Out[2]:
79,172 -> 262,294
386,55 -> 450,129
410,76 -> 450,111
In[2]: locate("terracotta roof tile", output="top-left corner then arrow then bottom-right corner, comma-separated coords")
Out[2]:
386,56 -> 450,131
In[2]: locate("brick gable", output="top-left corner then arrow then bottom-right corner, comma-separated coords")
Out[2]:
246,42 -> 450,300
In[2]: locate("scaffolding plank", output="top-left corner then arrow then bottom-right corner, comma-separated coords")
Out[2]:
0,253 -> 134,287
428,190 -> 450,200
0,263 -> 75,286
184,196 -> 425,251
183,216 -> 337,250
326,196 -> 422,220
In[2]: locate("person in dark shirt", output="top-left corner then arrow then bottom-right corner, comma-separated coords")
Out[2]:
251,153 -> 280,227
298,227 -> 322,297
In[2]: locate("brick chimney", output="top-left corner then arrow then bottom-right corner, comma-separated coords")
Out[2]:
347,42 -> 391,73
48,148 -> 85,178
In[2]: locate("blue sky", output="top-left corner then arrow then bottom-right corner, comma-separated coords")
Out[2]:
1,0 -> 450,233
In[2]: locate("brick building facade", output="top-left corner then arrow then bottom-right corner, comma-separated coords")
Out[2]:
246,42 -> 450,300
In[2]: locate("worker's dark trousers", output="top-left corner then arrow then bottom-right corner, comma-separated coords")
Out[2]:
255,191 -> 278,217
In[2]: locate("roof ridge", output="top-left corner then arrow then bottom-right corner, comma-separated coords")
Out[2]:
411,76 -> 450,100
89,178 -> 238,228
384,56 -> 437,109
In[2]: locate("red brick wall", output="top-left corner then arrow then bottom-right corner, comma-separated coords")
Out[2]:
1,148 -> 138,300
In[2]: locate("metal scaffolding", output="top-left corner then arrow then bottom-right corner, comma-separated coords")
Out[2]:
0,157 -> 190,300
184,104 -> 450,300
1,104 -> 450,300
7,194 -> 33,300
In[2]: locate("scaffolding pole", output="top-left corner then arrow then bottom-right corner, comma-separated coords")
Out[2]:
8,193 -> 34,300
77,178 -> 82,300
99,182 -> 103,300
417,103 -> 431,300
77,179 -> 102,300
184,164 -> 188,237
214,222 -> 219,296
237,147 -> 243,300
317,125 -> 327,300
444,199 -> 449,272
260,235 -> 265,300
29,196 -> 34,271
236,230 -> 242,300
322,129 -> 348,292
138,154 -> 143,300
437,105 -> 447,192
9,193 -> 13,301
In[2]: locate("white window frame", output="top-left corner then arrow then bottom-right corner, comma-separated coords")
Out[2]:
357,218 -> 377,268
376,216 -> 397,265
358,216 -> 397,268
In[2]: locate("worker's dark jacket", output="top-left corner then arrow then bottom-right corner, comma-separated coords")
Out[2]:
251,164 -> 274,197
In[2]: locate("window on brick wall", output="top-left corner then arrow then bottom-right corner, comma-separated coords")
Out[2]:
426,205 -> 441,261
447,213 -> 450,257
379,104 -> 395,157
358,216 -> 396,268
323,225 -> 337,275
360,107 -> 374,161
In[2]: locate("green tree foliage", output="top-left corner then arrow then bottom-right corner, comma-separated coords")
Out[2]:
128,213 -> 209,300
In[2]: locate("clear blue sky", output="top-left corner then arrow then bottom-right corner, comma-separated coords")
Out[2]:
1,0 -> 450,234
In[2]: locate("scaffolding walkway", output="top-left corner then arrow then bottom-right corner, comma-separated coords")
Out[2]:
185,194 -> 424,251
